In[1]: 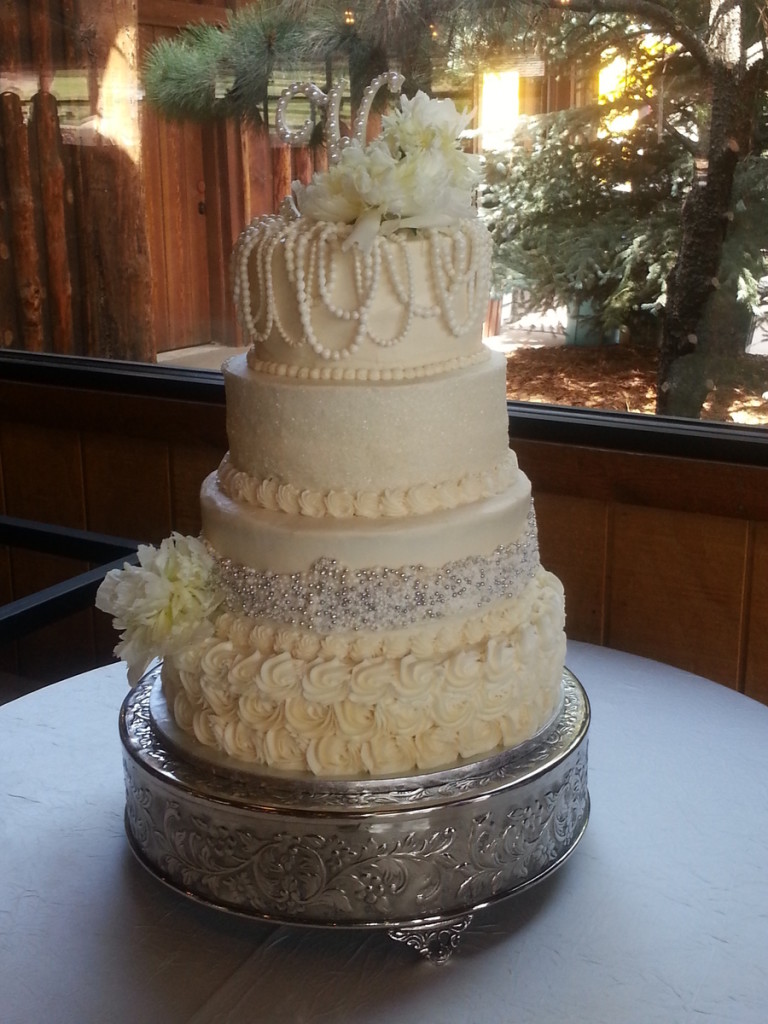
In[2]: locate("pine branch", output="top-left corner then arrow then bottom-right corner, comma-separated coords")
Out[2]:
509,0 -> 712,73
143,5 -> 329,124
143,25 -> 231,122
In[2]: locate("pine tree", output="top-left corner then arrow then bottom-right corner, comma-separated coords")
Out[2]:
143,0 -> 768,418
479,104 -> 689,343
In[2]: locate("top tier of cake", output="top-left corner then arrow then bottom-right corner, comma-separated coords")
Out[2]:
232,215 -> 492,378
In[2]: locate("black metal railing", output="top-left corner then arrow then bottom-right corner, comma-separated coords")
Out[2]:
0,516 -> 140,641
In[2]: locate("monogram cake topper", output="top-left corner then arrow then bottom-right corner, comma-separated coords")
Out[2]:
275,70 -> 405,163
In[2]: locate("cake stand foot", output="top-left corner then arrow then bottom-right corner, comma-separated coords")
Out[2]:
386,914 -> 474,963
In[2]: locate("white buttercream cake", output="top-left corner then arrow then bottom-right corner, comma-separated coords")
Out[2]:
97,75 -> 566,778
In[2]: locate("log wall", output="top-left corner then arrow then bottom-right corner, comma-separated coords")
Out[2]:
1,0 -> 314,362
1,0 -> 155,361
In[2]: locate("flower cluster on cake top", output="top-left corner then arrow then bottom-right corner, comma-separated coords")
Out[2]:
279,74 -> 481,249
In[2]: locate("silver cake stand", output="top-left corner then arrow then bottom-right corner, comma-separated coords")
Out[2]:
120,667 -> 590,963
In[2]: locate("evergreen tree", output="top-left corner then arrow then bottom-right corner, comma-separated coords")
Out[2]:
479,104 -> 689,343
144,0 -> 768,418
510,1 -> 767,416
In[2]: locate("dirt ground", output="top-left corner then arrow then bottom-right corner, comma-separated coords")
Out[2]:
504,340 -> 768,425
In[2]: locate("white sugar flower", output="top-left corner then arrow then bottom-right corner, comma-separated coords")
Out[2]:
96,533 -> 224,686
293,91 -> 480,248
381,91 -> 474,165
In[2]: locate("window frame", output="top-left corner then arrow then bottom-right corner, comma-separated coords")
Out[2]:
1,350 -> 767,469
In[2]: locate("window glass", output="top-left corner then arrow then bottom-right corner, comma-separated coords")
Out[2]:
1,1 -> 766,426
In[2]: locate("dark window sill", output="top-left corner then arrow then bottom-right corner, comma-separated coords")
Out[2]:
1,351 -> 767,467
508,402 -> 768,467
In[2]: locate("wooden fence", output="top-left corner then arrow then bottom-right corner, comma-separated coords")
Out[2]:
1,89 -> 155,360
0,0 -> 331,362
0,83 -> 332,361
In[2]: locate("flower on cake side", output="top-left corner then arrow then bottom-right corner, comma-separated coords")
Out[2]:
96,533 -> 223,686
293,90 -> 482,249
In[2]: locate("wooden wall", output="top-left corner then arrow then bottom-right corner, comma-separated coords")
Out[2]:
1,370 -> 767,708
1,0 -> 156,361
516,438 -> 768,703
0,371 -> 225,684
0,0 -> 324,363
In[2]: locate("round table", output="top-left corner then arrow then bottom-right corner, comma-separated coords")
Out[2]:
1,641 -> 767,1024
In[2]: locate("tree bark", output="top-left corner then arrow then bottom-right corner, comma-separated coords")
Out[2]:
0,92 -> 45,352
73,0 -> 155,362
33,92 -> 74,355
76,141 -> 155,362
657,53 -> 763,414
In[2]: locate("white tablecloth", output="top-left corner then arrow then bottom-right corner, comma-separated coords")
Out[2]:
2,641 -> 767,1024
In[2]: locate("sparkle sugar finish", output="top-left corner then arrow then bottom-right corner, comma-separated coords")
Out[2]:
220,349 -> 510,498
121,667 -> 589,955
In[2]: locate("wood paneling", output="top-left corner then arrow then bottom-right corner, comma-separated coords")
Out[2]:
0,420 -> 90,682
0,547 -> 10,604
201,119 -> 244,347
48,611 -> 99,679
744,524 -> 768,704
82,433 -> 172,542
154,116 -> 211,351
0,422 -> 85,526
534,493 -> 607,645
16,610 -> 98,684
244,126 -> 273,220
138,0 -> 230,29
170,441 -> 224,536
608,505 -> 748,688
12,551 -> 97,682
0,379 -> 226,447
515,438 -> 768,521
0,543 -> 13,675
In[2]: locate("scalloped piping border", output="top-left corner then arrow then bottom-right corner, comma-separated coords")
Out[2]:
217,451 -> 519,519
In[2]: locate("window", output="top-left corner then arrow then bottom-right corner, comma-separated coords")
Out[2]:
1,0 -> 766,435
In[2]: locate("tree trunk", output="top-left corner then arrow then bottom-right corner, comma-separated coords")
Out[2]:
76,142 -> 155,362
657,0 -> 763,417
0,92 -> 45,352
33,92 -> 74,355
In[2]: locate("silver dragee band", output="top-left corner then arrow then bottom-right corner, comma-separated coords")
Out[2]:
213,506 -> 541,633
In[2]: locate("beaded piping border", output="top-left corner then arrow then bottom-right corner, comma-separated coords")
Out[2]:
244,347 -> 489,382
213,508 -> 541,633
217,453 -> 518,520
231,216 -> 492,363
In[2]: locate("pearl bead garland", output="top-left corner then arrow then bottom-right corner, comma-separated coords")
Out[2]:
247,350 -> 488,382
233,217 -> 490,361
275,71 -> 405,167
233,71 -> 492,363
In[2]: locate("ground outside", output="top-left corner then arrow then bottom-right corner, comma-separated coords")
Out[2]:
498,332 -> 768,426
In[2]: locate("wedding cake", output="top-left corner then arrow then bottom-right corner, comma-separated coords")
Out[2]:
97,73 -> 566,779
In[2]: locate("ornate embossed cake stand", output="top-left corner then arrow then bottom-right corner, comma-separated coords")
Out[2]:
120,668 -> 589,963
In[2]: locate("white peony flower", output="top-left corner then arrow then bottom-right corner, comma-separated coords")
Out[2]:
95,533 -> 224,686
293,91 -> 480,247
383,91 -> 473,152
